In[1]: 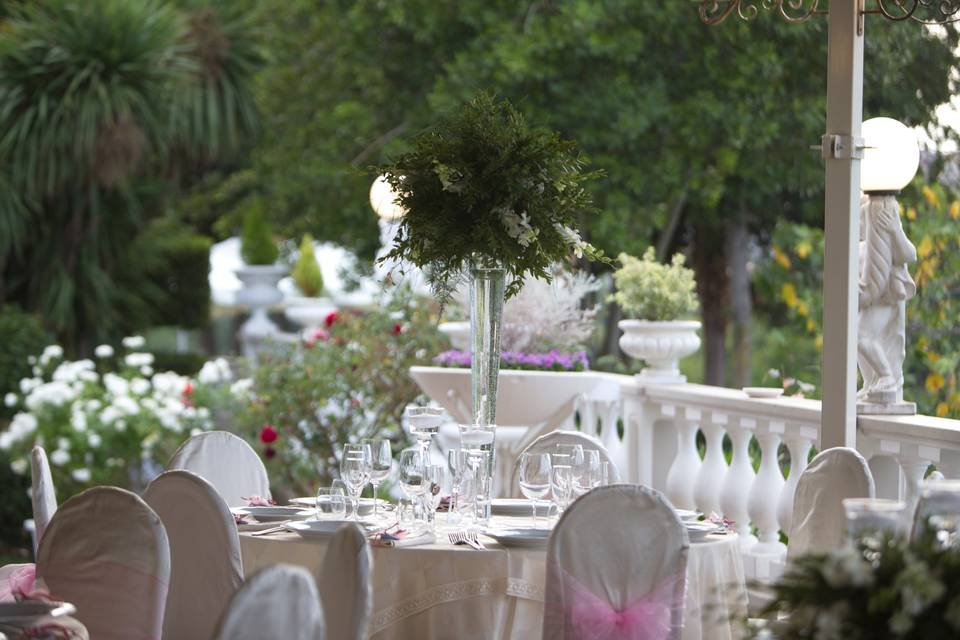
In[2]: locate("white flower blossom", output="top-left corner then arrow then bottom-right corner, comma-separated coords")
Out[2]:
87,433 -> 102,448
122,336 -> 145,349
70,411 -> 87,433
39,344 -> 64,365
115,419 -> 127,433
4,392 -> 17,407
50,449 -> 70,466
57,437 -> 70,451
103,373 -> 129,397
85,399 -> 101,412
554,224 -> 589,258
112,396 -> 140,416
230,379 -> 253,396
198,358 -> 232,384
95,344 -> 114,358
130,378 -> 150,395
10,458 -> 28,475
71,468 -> 92,483
125,353 -> 154,368
100,406 -> 122,425
27,356 -> 36,366
25,381 -> 75,410
140,366 -> 153,377
500,208 -> 538,248
19,378 -> 41,394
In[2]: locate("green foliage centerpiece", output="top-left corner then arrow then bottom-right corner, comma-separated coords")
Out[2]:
377,91 -> 605,435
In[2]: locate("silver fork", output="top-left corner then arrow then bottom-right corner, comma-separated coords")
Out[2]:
448,530 -> 485,550
250,522 -> 291,536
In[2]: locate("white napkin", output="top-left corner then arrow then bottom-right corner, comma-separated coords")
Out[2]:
370,531 -> 436,548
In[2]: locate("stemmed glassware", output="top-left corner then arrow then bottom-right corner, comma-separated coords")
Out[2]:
398,447 -> 426,524
447,449 -> 471,524
406,406 -> 444,457
340,443 -> 372,522
518,452 -> 552,527
573,449 -> 602,497
363,438 -> 392,519
550,454 -> 574,513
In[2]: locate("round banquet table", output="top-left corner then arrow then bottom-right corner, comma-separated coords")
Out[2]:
239,518 -> 748,640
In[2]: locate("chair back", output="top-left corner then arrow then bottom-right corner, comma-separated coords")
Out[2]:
318,524 -> 372,640
513,430 -> 621,496
37,486 -> 170,640
543,485 -> 689,640
167,431 -> 270,507
213,564 -> 325,640
788,447 -> 875,559
30,446 -> 57,544
144,470 -> 244,640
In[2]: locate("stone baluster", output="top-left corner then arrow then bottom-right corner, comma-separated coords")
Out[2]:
694,412 -> 728,516
720,416 -> 757,546
748,423 -> 787,557
596,399 -> 625,473
664,406 -> 701,510
578,395 -> 599,438
897,449 -> 936,515
776,426 -> 816,535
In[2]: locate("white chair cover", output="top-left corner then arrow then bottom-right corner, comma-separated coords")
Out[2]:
167,430 -> 270,507
787,447 -> 875,559
37,486 -> 170,640
144,470 -> 244,640
213,564 -> 325,640
318,524 -> 372,640
512,430 -> 622,497
543,485 -> 689,640
31,445 -> 57,544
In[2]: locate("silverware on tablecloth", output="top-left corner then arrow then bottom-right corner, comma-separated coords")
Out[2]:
448,530 -> 485,550
250,523 -> 291,536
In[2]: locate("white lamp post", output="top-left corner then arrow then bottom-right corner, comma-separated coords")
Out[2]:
856,117 -> 919,413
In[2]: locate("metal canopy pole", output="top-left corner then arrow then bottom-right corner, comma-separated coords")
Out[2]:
821,0 -> 864,449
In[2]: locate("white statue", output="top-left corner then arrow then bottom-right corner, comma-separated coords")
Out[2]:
857,194 -> 917,410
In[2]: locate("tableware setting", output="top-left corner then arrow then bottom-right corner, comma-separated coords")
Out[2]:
230,505 -> 314,523
490,499 -> 556,518
481,527 -> 552,548
684,521 -> 722,542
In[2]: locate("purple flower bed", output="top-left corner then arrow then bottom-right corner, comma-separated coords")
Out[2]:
433,349 -> 589,372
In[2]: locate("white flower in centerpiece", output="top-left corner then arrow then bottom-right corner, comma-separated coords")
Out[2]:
500,208 -> 538,248
140,366 -> 153,377
122,336 -> 145,349
554,224 -> 589,258
125,353 -> 154,368
71,468 -> 92,483
19,378 -> 41,394
84,399 -> 101,412
39,345 -> 64,365
50,449 -> 70,466
100,406 -> 121,425
113,396 -> 140,416
130,378 -> 150,395
25,381 -> 75,410
10,458 -> 28,475
103,373 -> 129,397
95,344 -> 114,358
230,378 -> 253,396
198,358 -> 233,384
70,410 -> 87,433
4,392 -> 16,407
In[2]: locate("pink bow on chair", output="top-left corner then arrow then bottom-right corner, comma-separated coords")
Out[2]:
564,571 -> 678,640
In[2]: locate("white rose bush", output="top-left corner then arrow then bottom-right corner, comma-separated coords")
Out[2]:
1,340 -> 247,496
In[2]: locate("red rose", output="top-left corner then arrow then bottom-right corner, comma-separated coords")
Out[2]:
393,323 -> 402,335
324,311 -> 338,327
264,447 -> 277,460
260,425 -> 278,444
182,382 -> 194,396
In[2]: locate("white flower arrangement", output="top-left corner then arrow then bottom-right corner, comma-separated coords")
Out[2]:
1,339 -> 244,494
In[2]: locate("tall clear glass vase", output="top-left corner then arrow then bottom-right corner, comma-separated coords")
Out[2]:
467,257 -> 506,511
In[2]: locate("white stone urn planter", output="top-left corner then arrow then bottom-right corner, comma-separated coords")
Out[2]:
437,321 -> 471,351
618,319 -> 702,385
284,296 -> 338,332
235,265 -> 287,359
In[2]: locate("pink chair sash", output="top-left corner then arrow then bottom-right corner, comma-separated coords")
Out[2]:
563,571 -> 680,640
42,560 -> 168,640
0,563 -> 36,602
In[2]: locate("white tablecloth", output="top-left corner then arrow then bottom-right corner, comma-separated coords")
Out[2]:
240,521 -> 747,640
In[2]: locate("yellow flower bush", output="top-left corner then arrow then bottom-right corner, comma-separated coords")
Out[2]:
609,248 -> 698,321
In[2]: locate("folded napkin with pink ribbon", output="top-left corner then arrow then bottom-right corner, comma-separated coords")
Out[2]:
369,525 -> 436,548
242,495 -> 275,507
706,513 -> 736,534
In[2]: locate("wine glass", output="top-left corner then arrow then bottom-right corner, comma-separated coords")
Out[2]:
363,438 -> 392,520
423,464 -> 446,533
340,443 -> 371,522
398,448 -> 426,523
447,449 -> 471,524
316,485 -> 346,520
550,456 -> 574,512
574,450 -> 602,496
518,452 -> 552,527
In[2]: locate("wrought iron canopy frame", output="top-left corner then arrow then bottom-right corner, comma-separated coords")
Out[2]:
699,1 -> 960,26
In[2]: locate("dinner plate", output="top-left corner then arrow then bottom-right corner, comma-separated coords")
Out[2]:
685,522 -> 721,542
231,506 -> 314,522
0,600 -> 76,625
288,497 -> 392,517
490,499 -> 556,518
284,520 -> 376,539
674,509 -> 701,522
483,527 -> 551,548
742,387 -> 785,399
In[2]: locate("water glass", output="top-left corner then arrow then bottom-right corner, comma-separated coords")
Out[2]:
844,498 -> 908,543
363,438 -> 392,519
518,452 -> 552,527
550,457 -> 574,512
398,448 -> 426,522
574,449 -> 601,496
423,464 -> 446,533
341,443 -> 372,521
914,479 -> 960,547
316,485 -> 346,520
467,449 -> 493,524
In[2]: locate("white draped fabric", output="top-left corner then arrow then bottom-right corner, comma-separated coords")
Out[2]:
30,446 -> 57,545
240,519 -> 745,640
36,486 -> 170,640
509,430 -> 622,497
788,447 -> 875,559
144,470 -> 244,640
543,485 -> 689,640
167,430 -> 270,507
318,524 -> 372,640
213,564 -> 325,640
